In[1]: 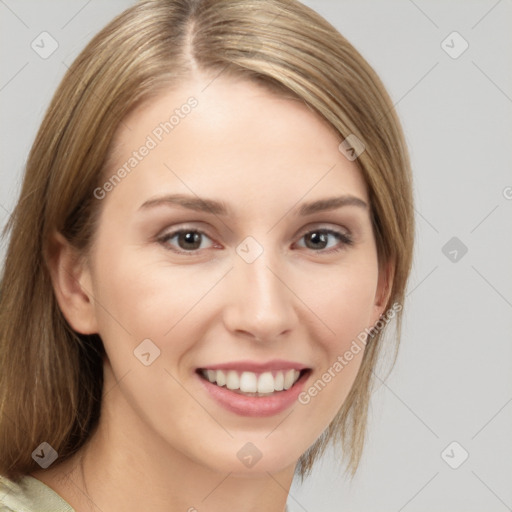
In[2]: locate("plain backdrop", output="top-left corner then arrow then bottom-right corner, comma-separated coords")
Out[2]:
1,1 -> 511,511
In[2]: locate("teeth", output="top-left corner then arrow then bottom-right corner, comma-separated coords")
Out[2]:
274,371 -> 284,391
226,370 -> 239,390
257,372 -> 274,394
283,369 -> 296,390
240,372 -> 258,393
216,369 -> 226,386
201,369 -> 302,394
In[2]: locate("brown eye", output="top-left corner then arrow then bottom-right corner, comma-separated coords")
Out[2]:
297,229 -> 353,252
159,229 -> 214,252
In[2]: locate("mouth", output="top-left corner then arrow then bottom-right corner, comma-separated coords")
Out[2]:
195,360 -> 312,417
196,368 -> 310,397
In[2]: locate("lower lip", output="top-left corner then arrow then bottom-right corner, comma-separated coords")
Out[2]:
197,371 -> 310,417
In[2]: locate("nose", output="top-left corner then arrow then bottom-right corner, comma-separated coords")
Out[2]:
221,249 -> 298,343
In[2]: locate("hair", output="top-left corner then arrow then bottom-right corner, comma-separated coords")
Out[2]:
0,0 -> 414,483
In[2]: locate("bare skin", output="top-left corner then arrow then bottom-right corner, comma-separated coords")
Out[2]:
33,73 -> 391,512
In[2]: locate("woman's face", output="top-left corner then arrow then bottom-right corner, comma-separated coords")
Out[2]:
81,74 -> 388,475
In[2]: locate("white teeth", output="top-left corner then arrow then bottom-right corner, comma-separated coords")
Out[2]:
274,371 -> 284,391
257,372 -> 275,394
283,369 -> 296,390
201,368 -> 303,394
216,369 -> 226,386
226,370 -> 239,390
240,372 -> 258,393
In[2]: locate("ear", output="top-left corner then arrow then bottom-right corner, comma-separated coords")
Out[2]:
369,258 -> 395,326
46,232 -> 98,335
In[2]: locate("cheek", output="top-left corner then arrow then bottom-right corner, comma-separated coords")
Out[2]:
87,245 -> 220,434
299,257 -> 379,349
292,260 -> 378,417
89,239 -> 228,361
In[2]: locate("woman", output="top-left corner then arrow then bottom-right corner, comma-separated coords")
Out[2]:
0,0 -> 414,510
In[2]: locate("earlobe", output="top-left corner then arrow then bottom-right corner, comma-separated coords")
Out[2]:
45,232 -> 98,335
371,259 -> 395,323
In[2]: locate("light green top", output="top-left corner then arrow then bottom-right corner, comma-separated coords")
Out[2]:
0,475 -> 74,512
0,474 -> 292,511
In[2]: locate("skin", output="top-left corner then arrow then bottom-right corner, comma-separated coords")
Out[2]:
33,73 -> 391,512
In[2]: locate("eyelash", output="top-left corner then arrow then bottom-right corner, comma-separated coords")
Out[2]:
157,226 -> 353,255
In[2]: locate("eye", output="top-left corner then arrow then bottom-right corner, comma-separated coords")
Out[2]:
158,228 -> 216,253
295,228 -> 353,253
157,226 -> 352,255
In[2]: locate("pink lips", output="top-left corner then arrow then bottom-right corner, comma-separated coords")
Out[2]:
196,360 -> 311,417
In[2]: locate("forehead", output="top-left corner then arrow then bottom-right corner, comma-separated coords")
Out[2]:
102,75 -> 369,213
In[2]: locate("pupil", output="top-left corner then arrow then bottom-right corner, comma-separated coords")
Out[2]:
181,232 -> 201,249
307,232 -> 327,249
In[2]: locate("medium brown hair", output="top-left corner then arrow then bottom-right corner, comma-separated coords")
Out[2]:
0,0 -> 414,482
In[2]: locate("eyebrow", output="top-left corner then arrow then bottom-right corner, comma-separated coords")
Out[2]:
298,195 -> 367,215
138,193 -> 368,216
139,194 -> 229,215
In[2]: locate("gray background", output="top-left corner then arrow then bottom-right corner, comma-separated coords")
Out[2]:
1,1 -> 511,511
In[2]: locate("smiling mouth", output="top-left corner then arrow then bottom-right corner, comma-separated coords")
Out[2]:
197,368 -> 310,397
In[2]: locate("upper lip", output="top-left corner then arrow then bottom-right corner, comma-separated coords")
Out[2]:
197,359 -> 310,372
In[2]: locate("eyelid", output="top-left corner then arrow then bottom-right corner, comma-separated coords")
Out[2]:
295,221 -> 352,238
157,221 -> 216,239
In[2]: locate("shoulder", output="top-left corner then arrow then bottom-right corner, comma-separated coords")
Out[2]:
0,474 -> 75,512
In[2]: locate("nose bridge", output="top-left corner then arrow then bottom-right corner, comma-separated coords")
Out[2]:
240,252 -> 283,309
223,239 -> 297,340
